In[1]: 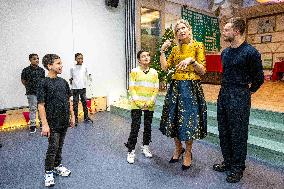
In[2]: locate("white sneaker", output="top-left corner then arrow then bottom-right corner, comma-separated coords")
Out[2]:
29,126 -> 36,133
54,164 -> 71,177
45,171 -> 55,187
127,150 -> 135,164
141,145 -> 153,158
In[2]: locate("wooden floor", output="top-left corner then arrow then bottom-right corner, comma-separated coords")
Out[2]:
202,81 -> 284,112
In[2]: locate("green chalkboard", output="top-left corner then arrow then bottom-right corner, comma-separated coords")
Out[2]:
182,7 -> 221,52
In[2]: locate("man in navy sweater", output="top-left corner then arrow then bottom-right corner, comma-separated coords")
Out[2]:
213,17 -> 264,183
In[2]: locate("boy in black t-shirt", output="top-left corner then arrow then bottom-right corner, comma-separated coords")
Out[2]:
37,54 -> 75,187
21,54 -> 45,133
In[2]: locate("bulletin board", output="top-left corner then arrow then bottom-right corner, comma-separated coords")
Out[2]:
247,13 -> 284,70
181,7 -> 221,52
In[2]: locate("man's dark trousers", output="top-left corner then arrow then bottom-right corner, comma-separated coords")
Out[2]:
217,86 -> 251,173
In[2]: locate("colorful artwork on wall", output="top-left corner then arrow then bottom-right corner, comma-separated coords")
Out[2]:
181,7 -> 221,52
262,53 -> 273,69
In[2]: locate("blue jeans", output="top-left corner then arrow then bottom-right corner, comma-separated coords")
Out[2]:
27,95 -> 40,127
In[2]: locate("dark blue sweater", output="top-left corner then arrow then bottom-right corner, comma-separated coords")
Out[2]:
221,42 -> 264,92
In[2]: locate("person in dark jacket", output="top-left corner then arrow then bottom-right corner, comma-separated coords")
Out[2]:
213,17 -> 264,183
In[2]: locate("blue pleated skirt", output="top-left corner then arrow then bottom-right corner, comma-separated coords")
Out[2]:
159,80 -> 207,141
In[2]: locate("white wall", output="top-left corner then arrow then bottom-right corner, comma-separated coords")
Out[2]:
0,0 -> 126,109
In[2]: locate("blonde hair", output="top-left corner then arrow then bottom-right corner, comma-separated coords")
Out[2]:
174,19 -> 193,46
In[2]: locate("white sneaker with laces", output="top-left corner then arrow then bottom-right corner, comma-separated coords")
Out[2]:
54,164 -> 71,177
127,150 -> 135,164
45,171 -> 55,187
141,145 -> 153,158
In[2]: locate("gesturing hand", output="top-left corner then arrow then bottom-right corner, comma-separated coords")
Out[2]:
161,40 -> 172,52
176,57 -> 195,70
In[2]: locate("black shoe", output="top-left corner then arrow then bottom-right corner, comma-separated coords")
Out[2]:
226,172 -> 243,183
169,148 -> 185,163
213,162 -> 230,172
29,126 -> 36,133
182,164 -> 191,170
84,117 -> 93,123
0,143 -> 2,148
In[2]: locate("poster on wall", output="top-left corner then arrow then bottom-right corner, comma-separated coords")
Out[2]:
261,35 -> 272,43
181,7 -> 221,52
262,53 -> 273,70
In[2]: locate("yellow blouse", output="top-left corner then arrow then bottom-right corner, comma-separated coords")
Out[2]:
167,41 -> 206,80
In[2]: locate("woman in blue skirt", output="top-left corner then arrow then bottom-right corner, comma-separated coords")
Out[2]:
159,19 -> 207,170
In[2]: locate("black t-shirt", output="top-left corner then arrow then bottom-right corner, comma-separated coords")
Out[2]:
37,77 -> 71,129
21,65 -> 45,95
221,42 -> 264,92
